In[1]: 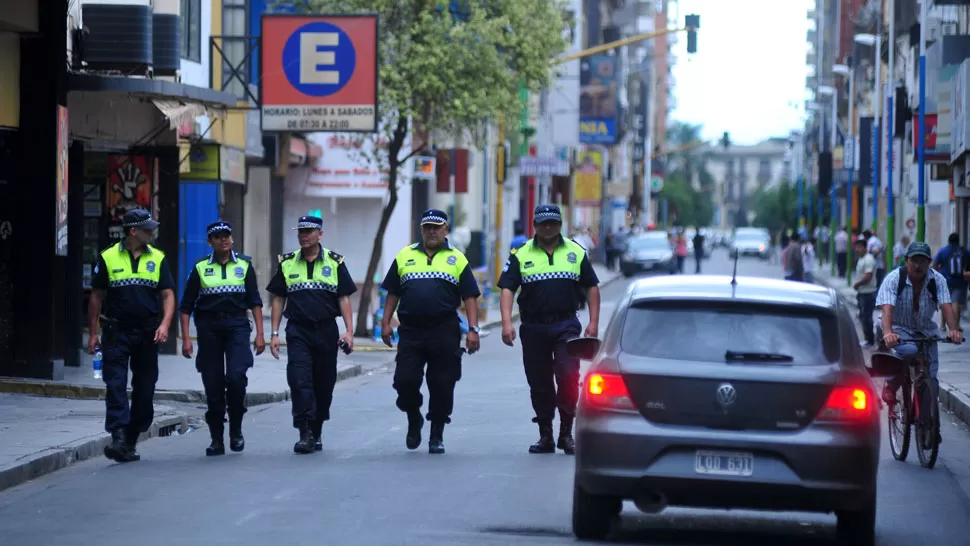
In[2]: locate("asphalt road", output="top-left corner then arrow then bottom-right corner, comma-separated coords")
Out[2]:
2,248 -> 970,545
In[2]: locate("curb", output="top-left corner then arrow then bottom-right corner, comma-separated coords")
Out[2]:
0,411 -> 189,493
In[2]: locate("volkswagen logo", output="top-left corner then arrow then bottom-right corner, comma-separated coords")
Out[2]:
716,383 -> 737,407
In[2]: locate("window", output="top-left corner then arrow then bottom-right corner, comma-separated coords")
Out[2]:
222,0 -> 249,98
180,0 -> 201,62
620,302 -> 841,364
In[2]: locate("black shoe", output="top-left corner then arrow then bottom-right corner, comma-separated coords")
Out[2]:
229,418 -> 245,452
557,416 -> 576,455
104,429 -> 140,463
312,421 -> 323,451
206,438 -> 226,456
406,412 -> 424,450
529,419 -> 555,454
293,423 -> 314,454
428,422 -> 445,454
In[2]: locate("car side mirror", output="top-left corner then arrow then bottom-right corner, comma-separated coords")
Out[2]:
566,337 -> 601,360
867,352 -> 905,378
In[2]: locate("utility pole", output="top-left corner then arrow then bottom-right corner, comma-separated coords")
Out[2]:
886,0 -> 896,262
917,0 -> 927,242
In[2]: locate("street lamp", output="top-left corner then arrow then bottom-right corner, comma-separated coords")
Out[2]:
855,32 -> 881,233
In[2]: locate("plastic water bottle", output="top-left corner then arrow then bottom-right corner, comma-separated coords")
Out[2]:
92,348 -> 103,379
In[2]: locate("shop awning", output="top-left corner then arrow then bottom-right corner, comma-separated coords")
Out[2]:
68,73 -> 237,111
152,99 -> 225,131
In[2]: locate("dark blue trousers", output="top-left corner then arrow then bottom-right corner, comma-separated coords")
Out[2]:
195,315 -> 253,430
102,327 -> 158,434
519,317 -> 582,422
285,320 -> 339,428
393,320 -> 463,424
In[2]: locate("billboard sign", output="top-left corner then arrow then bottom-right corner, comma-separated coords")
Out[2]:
579,55 -> 617,144
260,15 -> 378,133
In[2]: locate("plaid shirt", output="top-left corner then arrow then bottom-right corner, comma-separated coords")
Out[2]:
875,267 -> 952,331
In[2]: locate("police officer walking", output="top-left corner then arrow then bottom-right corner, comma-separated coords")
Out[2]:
179,221 -> 266,456
266,215 -> 357,454
87,209 -> 176,463
380,209 -> 481,454
498,204 -> 601,455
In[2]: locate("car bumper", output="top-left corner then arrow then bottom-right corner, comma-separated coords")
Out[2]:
732,248 -> 770,258
575,410 -> 879,513
621,259 -> 674,273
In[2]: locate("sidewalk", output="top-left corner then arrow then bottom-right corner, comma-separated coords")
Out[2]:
0,264 -> 621,493
813,267 -> 970,428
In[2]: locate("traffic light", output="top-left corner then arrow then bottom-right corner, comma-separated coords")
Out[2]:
686,14 -> 699,54
721,131 -> 731,150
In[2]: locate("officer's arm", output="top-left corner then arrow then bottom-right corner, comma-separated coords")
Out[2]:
88,256 -> 109,338
178,267 -> 201,343
497,254 -> 521,325
579,254 -> 601,329
379,262 -> 401,329
242,265 -> 265,341
457,264 -> 482,329
157,258 -> 177,331
266,265 -> 287,336
335,262 -> 357,333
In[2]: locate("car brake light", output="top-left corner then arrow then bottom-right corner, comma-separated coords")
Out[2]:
585,372 -> 637,411
816,386 -> 872,422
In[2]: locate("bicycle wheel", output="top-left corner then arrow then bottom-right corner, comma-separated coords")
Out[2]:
914,379 -> 940,469
888,382 -> 911,461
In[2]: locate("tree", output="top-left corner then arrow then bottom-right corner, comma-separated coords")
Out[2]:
300,0 -> 568,336
663,121 -> 714,227
657,173 -> 713,228
750,181 -> 823,235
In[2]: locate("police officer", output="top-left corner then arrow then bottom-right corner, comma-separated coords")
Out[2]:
266,215 -> 357,454
87,209 -> 176,463
498,204 -> 600,455
380,209 -> 482,454
179,221 -> 266,456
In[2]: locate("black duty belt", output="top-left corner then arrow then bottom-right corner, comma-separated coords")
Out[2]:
520,311 -> 576,325
100,315 -> 158,330
196,310 -> 248,320
398,314 -> 458,328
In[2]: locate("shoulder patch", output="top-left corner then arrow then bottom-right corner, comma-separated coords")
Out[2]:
278,252 -> 295,263
328,250 -> 344,264
409,242 -> 420,249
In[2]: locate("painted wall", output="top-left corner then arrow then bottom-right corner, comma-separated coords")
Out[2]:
179,0 -> 213,87
0,35 -> 20,129
207,0 -> 248,150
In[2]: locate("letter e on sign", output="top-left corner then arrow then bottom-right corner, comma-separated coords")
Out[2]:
300,32 -> 340,85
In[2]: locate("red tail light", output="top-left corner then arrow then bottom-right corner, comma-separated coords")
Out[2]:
584,372 -> 637,411
816,386 -> 873,422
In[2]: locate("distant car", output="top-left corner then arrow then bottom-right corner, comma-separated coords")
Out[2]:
730,233 -> 772,260
619,234 -> 676,277
568,275 -> 881,544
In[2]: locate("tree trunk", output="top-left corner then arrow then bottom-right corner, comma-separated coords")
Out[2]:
353,115 -> 408,338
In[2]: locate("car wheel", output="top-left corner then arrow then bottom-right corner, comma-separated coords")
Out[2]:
572,480 -> 622,541
622,270 -> 634,278
835,490 -> 876,546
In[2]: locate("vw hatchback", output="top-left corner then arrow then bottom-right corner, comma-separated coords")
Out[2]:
569,275 -> 881,544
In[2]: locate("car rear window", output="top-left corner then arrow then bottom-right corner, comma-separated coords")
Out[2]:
620,301 -> 840,364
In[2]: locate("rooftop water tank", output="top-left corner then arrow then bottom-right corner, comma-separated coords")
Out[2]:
81,4 -> 153,73
152,13 -> 180,76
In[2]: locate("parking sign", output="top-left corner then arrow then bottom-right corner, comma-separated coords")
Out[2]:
260,15 -> 378,132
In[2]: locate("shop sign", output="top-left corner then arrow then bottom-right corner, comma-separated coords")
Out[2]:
303,132 -> 411,198
220,146 -> 246,184
185,144 -> 221,181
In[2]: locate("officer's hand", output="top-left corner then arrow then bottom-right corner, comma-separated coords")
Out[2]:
182,339 -> 194,358
381,324 -> 393,347
154,325 -> 169,344
339,332 -> 354,354
270,335 -> 280,360
584,324 -> 599,338
254,336 -> 266,356
466,331 -> 480,354
87,335 -> 99,355
501,323 -> 516,347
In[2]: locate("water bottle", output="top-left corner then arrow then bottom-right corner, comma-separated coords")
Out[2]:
92,347 -> 103,379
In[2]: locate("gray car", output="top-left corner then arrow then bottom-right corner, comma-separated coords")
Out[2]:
619,234 -> 676,277
567,275 -> 882,544
730,234 -> 772,260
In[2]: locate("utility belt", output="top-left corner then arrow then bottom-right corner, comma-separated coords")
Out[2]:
520,311 -> 576,325
195,309 -> 248,320
398,313 -> 458,328
99,315 -> 159,345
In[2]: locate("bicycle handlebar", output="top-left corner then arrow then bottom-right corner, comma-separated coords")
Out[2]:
896,336 -> 965,344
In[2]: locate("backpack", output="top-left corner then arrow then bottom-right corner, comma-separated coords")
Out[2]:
895,269 -> 938,305
941,247 -> 965,280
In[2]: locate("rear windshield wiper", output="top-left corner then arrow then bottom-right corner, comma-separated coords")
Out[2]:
724,350 -> 794,363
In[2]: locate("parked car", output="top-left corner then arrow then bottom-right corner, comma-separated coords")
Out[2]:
619,233 -> 676,277
568,275 -> 880,544
729,229 -> 772,260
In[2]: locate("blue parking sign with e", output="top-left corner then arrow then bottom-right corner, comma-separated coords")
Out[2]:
282,21 -> 356,97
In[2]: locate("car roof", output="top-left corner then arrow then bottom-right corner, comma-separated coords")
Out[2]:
627,275 -> 838,310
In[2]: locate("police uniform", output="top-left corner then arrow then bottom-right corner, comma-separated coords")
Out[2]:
178,221 -> 263,456
380,209 -> 481,454
266,215 -> 357,454
497,204 -> 599,455
91,209 -> 176,463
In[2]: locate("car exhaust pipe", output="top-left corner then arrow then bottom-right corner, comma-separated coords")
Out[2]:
633,491 -> 667,514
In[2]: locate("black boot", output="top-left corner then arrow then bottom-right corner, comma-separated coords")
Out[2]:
428,422 -> 445,454
529,419 -> 556,454
229,418 -> 245,453
104,429 -> 139,463
406,411 -> 424,450
206,428 -> 226,457
293,422 -> 314,454
312,420 -> 323,452
557,415 -> 576,455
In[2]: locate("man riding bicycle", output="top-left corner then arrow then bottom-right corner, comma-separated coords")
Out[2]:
876,242 -> 962,432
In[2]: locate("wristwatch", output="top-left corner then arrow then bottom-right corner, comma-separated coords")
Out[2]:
271,331 -> 279,337
469,325 -> 481,334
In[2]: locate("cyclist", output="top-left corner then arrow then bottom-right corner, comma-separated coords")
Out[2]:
877,242 -> 962,439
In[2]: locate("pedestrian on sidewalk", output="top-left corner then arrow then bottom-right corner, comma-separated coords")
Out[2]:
178,221 -> 265,457
864,230 -> 887,288
266,216 -> 357,454
87,209 -> 176,463
892,235 -> 910,269
834,226 -> 848,278
802,237 -> 817,284
782,232 -> 804,282
932,232 -> 969,332
674,231 -> 688,273
692,229 -> 705,273
852,238 -> 878,347
380,209 -> 481,455
498,204 -> 600,456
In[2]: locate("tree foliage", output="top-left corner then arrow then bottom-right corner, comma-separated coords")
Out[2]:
750,181 -> 822,235
297,0 -> 569,336
660,121 -> 714,227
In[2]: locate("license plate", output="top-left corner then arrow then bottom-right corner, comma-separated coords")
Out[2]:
694,450 -> 754,477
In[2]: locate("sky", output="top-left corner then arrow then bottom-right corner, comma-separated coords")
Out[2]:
670,0 -> 814,145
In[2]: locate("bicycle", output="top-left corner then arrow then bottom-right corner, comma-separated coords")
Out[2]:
870,335 -> 962,469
